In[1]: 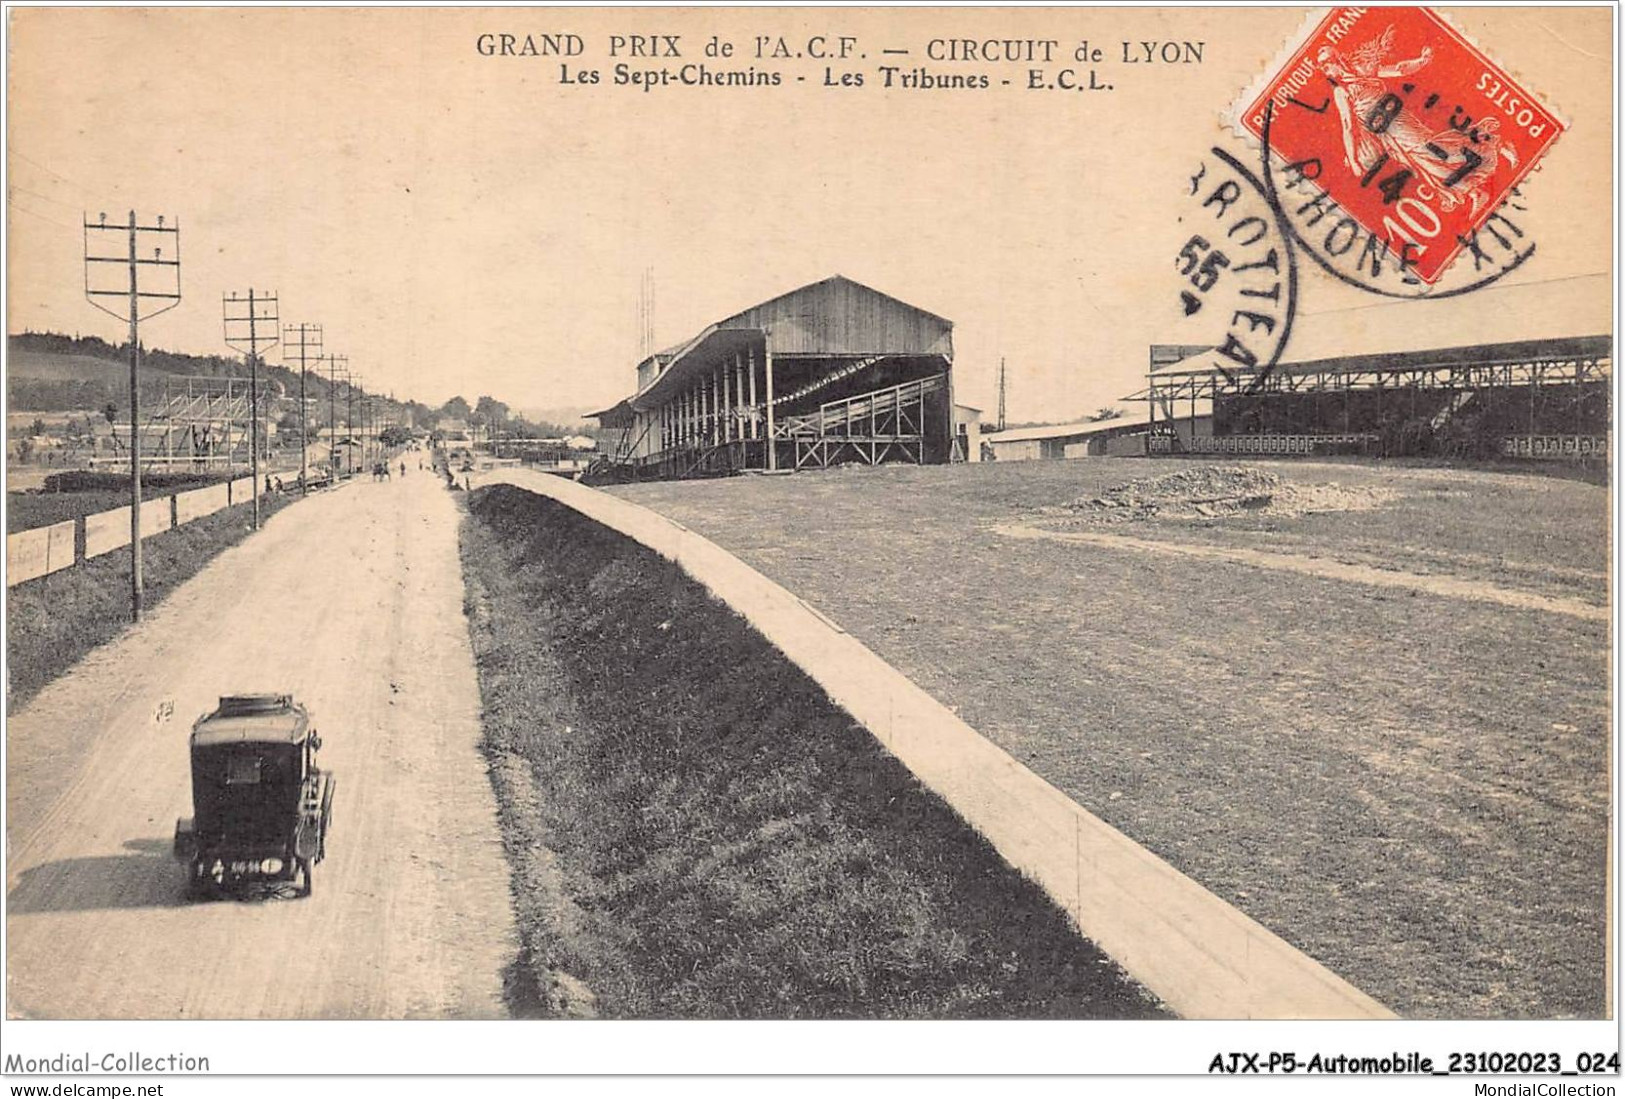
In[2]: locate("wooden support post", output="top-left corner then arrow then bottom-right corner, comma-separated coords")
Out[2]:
748,345 -> 759,442
918,385 -> 926,464
1566,356 -> 1579,432
735,352 -> 746,446
722,360 -> 732,442
765,348 -> 776,471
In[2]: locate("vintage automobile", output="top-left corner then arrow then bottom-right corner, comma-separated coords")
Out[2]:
173,694 -> 335,899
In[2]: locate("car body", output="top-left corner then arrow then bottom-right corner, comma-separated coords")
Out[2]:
173,694 -> 335,898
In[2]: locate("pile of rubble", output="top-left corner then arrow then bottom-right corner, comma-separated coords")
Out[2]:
1067,465 -> 1391,522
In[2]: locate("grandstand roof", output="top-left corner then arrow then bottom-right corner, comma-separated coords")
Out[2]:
986,411 -> 1156,444
623,275 -> 953,413
1151,335 -> 1611,381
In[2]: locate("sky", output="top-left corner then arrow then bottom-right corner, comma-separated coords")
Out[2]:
7,7 -> 1613,423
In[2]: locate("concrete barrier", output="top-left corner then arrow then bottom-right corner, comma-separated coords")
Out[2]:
228,477 -> 255,506
6,521 -> 76,586
83,506 -> 132,560
479,468 -> 1396,1020
174,483 -> 230,525
140,496 -> 171,535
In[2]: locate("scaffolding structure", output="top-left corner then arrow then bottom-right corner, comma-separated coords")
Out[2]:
781,373 -> 944,471
88,375 -> 284,471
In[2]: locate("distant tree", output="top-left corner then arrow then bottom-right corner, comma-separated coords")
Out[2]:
103,402 -> 118,424
276,410 -> 303,444
1090,407 -> 1126,422
441,395 -> 472,422
379,424 -> 412,448
16,437 -> 34,462
29,418 -> 45,437
405,401 -> 437,431
474,395 -> 510,430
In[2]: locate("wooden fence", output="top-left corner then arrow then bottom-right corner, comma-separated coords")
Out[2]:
9,478 -> 266,587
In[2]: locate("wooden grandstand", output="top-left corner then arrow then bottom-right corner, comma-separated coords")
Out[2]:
589,276 -> 957,481
1131,335 -> 1611,460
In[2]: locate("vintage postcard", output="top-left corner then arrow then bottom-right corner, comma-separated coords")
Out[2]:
2,3 -> 1616,1084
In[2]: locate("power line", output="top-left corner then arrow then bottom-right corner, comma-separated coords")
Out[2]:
9,181 -> 79,211
11,147 -> 84,190
10,201 -> 77,231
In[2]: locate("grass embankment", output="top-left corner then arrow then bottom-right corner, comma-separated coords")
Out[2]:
460,483 -> 1166,1020
8,471 -> 233,533
6,491 -> 298,711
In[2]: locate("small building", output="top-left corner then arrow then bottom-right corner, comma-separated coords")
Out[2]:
955,404 -> 985,463
985,410 -> 1211,460
590,275 -> 957,480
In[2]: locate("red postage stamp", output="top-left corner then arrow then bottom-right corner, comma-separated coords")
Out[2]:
1236,7 -> 1565,284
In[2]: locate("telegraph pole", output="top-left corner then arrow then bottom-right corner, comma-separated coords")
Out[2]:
84,210 -> 181,623
346,375 -> 357,477
224,290 -> 280,530
997,357 -> 1008,432
284,323 -> 322,494
325,354 -> 348,479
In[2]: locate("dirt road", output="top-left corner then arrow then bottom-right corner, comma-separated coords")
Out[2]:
6,470 -> 518,1018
